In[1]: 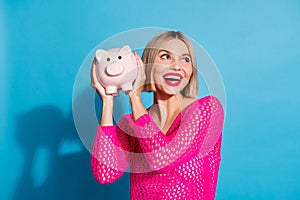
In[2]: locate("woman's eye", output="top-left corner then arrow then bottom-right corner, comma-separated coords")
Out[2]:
161,54 -> 170,60
183,57 -> 191,62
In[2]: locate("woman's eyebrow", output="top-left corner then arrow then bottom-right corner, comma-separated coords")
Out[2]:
182,53 -> 191,57
159,49 -> 190,56
158,49 -> 170,54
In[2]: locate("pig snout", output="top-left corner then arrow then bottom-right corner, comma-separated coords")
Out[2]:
106,63 -> 124,76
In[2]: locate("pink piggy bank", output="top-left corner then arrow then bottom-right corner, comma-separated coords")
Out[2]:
95,45 -> 138,96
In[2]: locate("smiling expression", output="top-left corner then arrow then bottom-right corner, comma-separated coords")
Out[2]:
152,39 -> 193,96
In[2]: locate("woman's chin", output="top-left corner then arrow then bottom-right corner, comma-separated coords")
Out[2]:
155,84 -> 185,96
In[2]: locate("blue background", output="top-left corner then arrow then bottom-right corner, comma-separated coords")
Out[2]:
1,0 -> 299,199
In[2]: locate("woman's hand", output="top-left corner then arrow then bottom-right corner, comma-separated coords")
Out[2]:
128,51 -> 146,100
90,58 -> 113,102
90,58 -> 114,126
128,52 -> 148,121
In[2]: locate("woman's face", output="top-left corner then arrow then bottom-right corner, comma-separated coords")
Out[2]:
152,39 -> 193,96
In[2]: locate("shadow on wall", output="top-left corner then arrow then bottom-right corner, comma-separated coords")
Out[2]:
13,103 -> 129,199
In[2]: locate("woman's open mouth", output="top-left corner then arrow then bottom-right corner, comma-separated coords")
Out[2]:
163,73 -> 183,86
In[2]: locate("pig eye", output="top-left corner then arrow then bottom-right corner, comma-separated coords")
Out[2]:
106,58 -> 110,62
118,56 -> 122,59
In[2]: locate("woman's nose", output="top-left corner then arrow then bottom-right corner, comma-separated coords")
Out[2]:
170,58 -> 181,71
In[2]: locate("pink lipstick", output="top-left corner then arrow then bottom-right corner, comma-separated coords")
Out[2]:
163,73 -> 183,86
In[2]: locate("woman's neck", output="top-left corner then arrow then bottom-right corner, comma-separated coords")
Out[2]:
154,92 -> 184,112
150,93 -> 185,130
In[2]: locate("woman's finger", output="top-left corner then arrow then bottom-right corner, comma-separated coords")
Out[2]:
92,64 -> 97,81
134,51 -> 143,67
90,58 -> 102,90
90,63 -> 95,83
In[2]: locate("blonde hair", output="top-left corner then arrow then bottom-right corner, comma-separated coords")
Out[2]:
141,31 -> 198,98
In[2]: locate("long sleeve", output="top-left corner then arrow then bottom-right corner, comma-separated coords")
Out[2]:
204,134 -> 222,200
120,96 -> 224,172
91,126 -> 130,184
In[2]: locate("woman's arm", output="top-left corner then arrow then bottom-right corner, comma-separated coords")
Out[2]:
100,98 -> 113,126
91,126 -> 130,184
90,58 -> 114,126
204,135 -> 222,200
90,59 -> 129,184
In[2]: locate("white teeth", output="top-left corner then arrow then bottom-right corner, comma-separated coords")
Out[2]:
164,75 -> 181,81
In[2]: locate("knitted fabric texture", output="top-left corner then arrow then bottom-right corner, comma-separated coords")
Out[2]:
91,96 -> 224,200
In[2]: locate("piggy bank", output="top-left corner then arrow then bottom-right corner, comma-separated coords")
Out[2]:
95,45 -> 138,96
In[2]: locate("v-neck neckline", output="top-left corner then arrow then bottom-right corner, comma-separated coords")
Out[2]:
163,99 -> 199,137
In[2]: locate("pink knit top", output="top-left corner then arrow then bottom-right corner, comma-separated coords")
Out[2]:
91,96 -> 224,200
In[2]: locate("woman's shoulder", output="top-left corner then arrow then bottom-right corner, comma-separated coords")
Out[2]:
198,95 -> 222,105
184,95 -> 223,112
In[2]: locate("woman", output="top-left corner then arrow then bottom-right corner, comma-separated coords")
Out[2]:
90,31 -> 224,200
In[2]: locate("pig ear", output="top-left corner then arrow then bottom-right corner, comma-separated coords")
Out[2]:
119,45 -> 132,59
95,49 -> 108,62
119,45 -> 132,54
